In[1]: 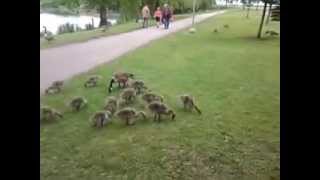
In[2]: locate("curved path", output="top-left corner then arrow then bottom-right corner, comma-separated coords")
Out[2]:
40,10 -> 225,94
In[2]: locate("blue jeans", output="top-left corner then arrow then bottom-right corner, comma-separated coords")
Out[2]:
163,18 -> 170,29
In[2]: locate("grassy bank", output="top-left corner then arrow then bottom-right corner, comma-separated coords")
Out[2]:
41,10 -> 280,180
40,14 -> 191,49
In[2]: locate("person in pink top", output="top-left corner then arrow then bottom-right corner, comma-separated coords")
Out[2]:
153,7 -> 162,28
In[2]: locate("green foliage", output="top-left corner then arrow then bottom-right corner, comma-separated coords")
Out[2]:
41,0 -> 63,8
48,0 -> 214,21
85,23 -> 95,30
41,0 -> 80,15
57,23 -> 77,34
119,0 -> 142,22
166,0 -> 214,13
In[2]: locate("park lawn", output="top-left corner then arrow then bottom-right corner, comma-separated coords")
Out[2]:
40,14 -> 191,49
40,10 -> 280,180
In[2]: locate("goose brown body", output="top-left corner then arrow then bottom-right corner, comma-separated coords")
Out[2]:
69,97 -> 87,111
147,102 -> 175,122
116,107 -> 146,125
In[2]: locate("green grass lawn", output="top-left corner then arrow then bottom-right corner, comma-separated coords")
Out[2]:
40,14 -> 191,49
40,10 -> 280,180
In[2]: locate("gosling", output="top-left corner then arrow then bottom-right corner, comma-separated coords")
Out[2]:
69,96 -> 88,112
115,107 -> 146,126
147,101 -> 175,122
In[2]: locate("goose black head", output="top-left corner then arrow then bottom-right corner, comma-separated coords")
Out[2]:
108,78 -> 115,93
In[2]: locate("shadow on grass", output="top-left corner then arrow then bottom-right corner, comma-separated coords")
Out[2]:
239,36 -> 279,42
40,119 -> 60,126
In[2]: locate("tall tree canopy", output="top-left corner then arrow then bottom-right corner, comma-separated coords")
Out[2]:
58,0 -> 119,26
51,0 -> 215,26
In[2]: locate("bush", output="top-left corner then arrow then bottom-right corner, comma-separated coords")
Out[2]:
75,25 -> 82,31
57,23 -> 76,34
85,23 -> 94,30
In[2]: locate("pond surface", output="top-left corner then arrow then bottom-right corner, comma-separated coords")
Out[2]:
40,13 -> 117,34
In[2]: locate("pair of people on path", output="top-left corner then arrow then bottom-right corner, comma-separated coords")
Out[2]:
141,4 -> 173,29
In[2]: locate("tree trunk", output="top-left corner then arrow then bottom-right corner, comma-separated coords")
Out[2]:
265,3 -> 272,25
257,2 -> 268,39
99,5 -> 108,27
192,0 -> 197,26
246,5 -> 250,18
225,0 -> 228,8
256,0 -> 259,10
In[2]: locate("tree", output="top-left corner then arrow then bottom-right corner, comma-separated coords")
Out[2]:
246,0 -> 252,19
55,0 -> 214,25
257,0 -> 279,38
265,0 -> 278,24
270,3 -> 280,21
241,0 -> 247,10
257,1 -> 267,38
246,0 -> 259,18
58,0 -> 119,27
255,0 -> 260,10
84,0 -> 119,26
265,3 -> 272,24
192,0 -> 197,26
119,0 -> 141,22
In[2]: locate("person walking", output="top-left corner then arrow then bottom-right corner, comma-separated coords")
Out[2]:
153,7 -> 162,28
162,4 -> 172,29
141,4 -> 151,28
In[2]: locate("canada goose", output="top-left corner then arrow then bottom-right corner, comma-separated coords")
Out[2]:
265,30 -> 279,36
45,80 -> 64,95
129,80 -> 147,95
104,96 -> 118,116
43,26 -> 55,42
90,111 -> 112,128
108,72 -> 134,93
180,94 -> 201,114
147,101 -> 175,122
141,92 -> 164,104
84,75 -> 102,88
69,96 -> 88,112
40,106 -> 63,121
115,107 -> 146,125
120,88 -> 137,104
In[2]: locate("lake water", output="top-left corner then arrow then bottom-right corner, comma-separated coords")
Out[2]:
40,13 -> 117,34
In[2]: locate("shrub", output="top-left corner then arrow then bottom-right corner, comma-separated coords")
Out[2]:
57,23 -> 75,34
85,23 -> 94,30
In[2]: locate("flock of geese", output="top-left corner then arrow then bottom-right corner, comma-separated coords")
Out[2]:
40,72 -> 202,128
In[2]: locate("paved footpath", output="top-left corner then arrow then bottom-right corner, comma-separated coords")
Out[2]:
40,10 -> 226,94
